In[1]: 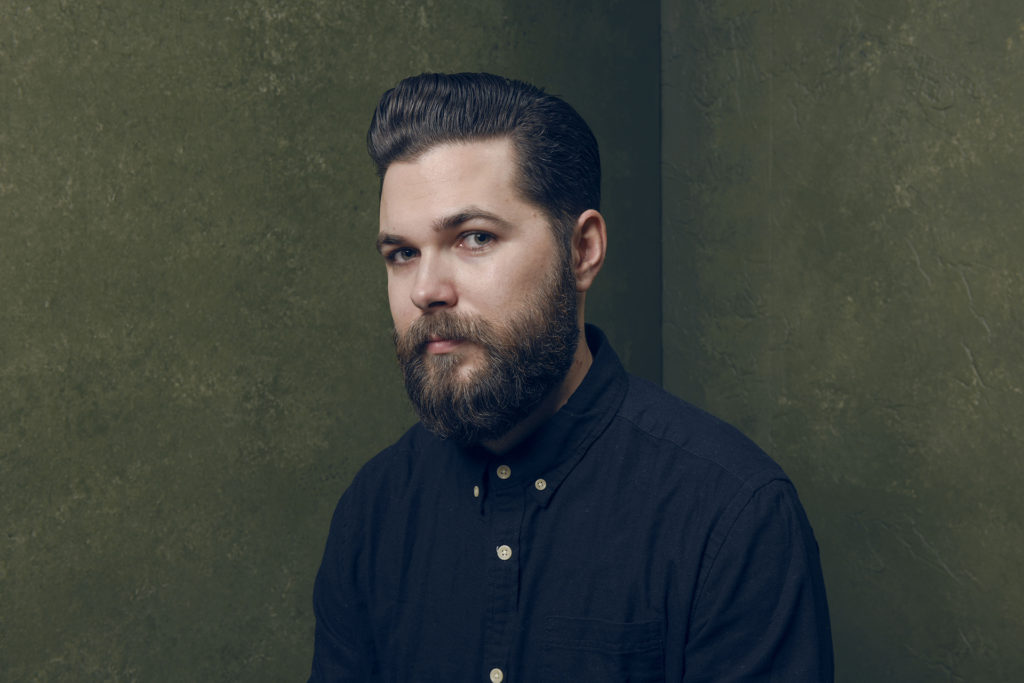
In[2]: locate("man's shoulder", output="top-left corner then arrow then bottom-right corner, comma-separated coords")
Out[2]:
334,423 -> 441,508
610,374 -> 788,490
352,422 -> 436,484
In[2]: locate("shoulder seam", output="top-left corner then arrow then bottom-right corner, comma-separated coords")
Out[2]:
688,478 -> 799,630
610,411 -> 785,489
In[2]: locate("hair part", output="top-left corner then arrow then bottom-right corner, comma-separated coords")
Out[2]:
367,72 -> 600,250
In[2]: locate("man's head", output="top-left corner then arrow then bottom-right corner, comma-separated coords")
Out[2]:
369,74 -> 606,447
368,72 -> 600,252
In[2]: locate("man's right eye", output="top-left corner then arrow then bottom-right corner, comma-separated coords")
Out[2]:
387,248 -> 418,265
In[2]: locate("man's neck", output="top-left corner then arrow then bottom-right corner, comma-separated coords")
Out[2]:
481,326 -> 593,455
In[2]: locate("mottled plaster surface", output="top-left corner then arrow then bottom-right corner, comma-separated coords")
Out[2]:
0,1 -> 659,679
663,1 -> 1024,681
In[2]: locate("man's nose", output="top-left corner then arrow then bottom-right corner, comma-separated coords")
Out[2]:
410,254 -> 457,312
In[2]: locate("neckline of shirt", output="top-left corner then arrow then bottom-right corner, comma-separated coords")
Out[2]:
451,325 -> 630,511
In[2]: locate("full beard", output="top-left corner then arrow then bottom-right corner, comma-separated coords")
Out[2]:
393,257 -> 579,445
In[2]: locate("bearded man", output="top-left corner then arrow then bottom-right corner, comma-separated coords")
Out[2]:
309,73 -> 833,683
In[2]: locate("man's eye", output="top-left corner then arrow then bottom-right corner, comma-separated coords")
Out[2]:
388,248 -> 417,264
462,232 -> 494,249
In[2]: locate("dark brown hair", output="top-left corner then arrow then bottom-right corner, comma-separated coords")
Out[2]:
367,72 -> 600,246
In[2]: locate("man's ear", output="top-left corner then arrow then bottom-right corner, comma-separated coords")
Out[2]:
571,209 -> 607,293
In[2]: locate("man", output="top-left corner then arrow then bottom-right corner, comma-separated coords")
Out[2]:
309,72 -> 833,682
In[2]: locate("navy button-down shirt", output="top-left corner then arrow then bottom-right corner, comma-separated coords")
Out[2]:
310,326 -> 833,682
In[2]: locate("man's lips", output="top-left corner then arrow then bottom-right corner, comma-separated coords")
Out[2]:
424,337 -> 465,354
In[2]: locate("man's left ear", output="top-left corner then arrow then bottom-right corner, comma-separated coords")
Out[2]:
571,209 -> 607,293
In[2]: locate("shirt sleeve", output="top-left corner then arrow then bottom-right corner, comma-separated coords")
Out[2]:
683,479 -> 833,682
308,481 -> 379,682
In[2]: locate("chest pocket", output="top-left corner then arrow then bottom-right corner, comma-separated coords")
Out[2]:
542,615 -> 665,683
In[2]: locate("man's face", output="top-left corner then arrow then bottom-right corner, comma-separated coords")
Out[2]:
377,138 -> 579,444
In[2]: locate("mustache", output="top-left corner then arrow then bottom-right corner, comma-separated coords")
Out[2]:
394,312 -> 491,357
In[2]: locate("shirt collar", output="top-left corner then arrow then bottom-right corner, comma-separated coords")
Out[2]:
445,324 -> 629,510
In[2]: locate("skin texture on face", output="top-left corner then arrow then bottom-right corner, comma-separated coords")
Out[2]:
379,139 -> 561,361
378,138 -> 595,451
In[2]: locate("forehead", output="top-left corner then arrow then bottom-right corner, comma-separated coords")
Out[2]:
379,139 -> 527,226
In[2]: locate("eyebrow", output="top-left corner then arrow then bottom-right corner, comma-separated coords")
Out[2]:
375,207 -> 512,253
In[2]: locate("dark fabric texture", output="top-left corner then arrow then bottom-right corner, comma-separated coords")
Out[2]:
309,326 -> 833,682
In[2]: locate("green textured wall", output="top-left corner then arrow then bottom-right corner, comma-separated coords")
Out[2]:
0,1 -> 658,680
663,1 -> 1024,681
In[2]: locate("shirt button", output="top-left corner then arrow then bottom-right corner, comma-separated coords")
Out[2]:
496,465 -> 511,479
496,544 -> 512,561
534,478 -> 547,491
489,668 -> 504,683
473,485 -> 480,498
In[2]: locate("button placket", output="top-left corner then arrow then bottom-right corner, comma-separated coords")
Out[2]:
483,484 -> 522,683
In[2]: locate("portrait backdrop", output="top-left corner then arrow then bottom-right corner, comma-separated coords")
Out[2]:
1,1 -> 658,680
3,0 -> 1023,681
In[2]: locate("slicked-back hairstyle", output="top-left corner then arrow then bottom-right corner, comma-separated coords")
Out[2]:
367,72 -> 600,248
